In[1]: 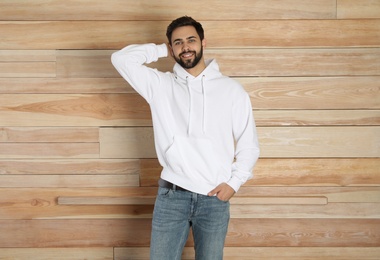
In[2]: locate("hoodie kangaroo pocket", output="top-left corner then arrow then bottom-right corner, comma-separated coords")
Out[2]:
164,135 -> 225,184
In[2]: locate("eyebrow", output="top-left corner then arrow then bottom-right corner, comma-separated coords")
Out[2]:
173,36 -> 197,44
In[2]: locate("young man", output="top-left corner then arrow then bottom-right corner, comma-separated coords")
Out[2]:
112,16 -> 260,260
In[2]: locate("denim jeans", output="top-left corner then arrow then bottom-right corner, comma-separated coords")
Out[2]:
150,187 -> 230,260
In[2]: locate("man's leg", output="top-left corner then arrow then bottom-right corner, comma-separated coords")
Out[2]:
192,195 -> 230,260
150,187 -> 191,260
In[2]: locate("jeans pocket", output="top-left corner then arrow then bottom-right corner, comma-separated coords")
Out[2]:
157,187 -> 171,196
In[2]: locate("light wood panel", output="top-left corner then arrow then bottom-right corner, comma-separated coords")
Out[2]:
0,94 -> 152,127
0,248 -> 113,260
0,143 -> 99,159
0,0 -> 337,20
0,219 -> 378,247
0,174 -> 138,188
0,78 -> 131,94
0,50 -> 56,61
0,62 -> 56,78
115,247 -> 380,260
338,0 -> 380,18
242,76 -> 380,110
56,48 -> 380,78
0,159 -> 139,175
2,20 -> 379,49
100,126 -> 380,158
0,127 -> 98,142
1,187 -> 379,220
1,94 -> 378,127
140,158 -> 380,187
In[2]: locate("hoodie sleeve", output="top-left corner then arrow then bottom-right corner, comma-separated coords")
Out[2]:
111,43 -> 168,103
228,92 -> 260,192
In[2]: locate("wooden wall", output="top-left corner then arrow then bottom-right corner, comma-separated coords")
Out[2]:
0,0 -> 379,259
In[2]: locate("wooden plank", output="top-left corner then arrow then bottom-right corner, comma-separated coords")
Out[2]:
213,48 -> 380,77
0,62 -> 56,78
237,186 -> 380,203
225,219 -> 380,247
241,76 -> 380,110
0,143 -> 99,159
1,187 -> 379,219
99,126 -> 380,158
254,110 -> 380,126
249,158 -> 380,186
0,248 -> 113,260
0,50 -> 56,61
0,0 -> 336,20
231,203 -> 380,219
0,219 -> 378,247
1,94 -> 378,127
258,126 -> 380,157
0,159 -> 140,175
140,158 -> 380,187
100,127 -> 156,159
57,48 -> 380,78
0,219 -> 152,247
0,94 -> 152,127
338,0 -> 380,18
2,20 -> 379,49
0,78 -> 131,94
0,174 -> 139,188
3,77 -> 379,110
0,127 -> 98,142
115,247 -> 380,260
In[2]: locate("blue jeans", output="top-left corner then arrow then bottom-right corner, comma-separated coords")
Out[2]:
150,187 -> 230,260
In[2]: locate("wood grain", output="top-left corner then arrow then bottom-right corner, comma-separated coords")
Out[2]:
115,247 -> 380,260
1,187 -> 379,219
0,219 -> 378,247
56,48 -> 380,78
338,0 -> 380,18
0,248 -> 113,260
0,78 -> 132,94
0,94 -> 152,127
0,0 -> 336,20
139,158 -> 380,187
0,174 -> 139,188
1,93 -> 378,127
0,127 -> 98,142
0,159 -> 140,175
99,126 -> 380,158
0,62 -> 56,78
1,20 -> 379,49
0,143 -> 99,159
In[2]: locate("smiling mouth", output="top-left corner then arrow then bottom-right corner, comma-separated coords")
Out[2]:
181,52 -> 195,58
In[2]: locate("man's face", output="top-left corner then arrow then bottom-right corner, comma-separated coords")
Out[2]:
170,26 -> 205,69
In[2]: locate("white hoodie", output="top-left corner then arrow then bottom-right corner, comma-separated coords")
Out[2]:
111,43 -> 260,195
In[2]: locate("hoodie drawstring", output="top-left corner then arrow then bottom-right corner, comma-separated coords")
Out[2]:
201,75 -> 206,134
186,76 -> 192,135
186,75 -> 206,136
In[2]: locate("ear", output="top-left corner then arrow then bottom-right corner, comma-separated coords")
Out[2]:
168,43 -> 174,57
202,38 -> 207,48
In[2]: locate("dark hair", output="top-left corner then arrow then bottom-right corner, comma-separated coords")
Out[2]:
166,16 -> 204,45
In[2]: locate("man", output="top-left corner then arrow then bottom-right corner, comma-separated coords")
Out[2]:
112,16 -> 259,260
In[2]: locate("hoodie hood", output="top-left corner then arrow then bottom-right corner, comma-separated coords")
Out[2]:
173,59 -> 222,135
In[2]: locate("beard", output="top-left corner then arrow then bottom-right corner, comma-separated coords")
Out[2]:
174,47 -> 203,69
